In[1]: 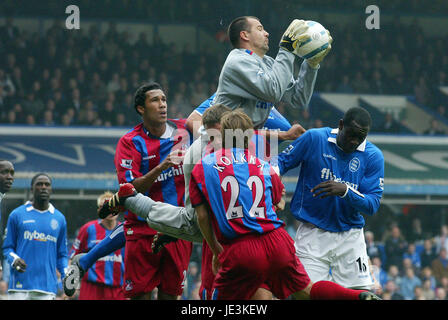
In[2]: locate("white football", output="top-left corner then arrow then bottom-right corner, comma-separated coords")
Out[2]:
296,21 -> 330,59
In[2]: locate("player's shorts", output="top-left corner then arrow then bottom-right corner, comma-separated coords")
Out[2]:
79,279 -> 126,300
123,235 -> 192,298
8,290 -> 55,300
212,227 -> 310,300
200,241 -> 272,300
294,221 -> 373,289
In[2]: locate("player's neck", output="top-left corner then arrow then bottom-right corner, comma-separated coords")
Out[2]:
144,121 -> 167,137
101,219 -> 117,230
32,200 -> 49,211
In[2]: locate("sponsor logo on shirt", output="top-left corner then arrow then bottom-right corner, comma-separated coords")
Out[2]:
156,165 -> 184,182
24,230 -> 57,243
320,168 -> 359,190
255,101 -> 274,110
323,153 -> 337,161
22,220 -> 36,224
120,159 -> 133,169
98,253 -> 123,263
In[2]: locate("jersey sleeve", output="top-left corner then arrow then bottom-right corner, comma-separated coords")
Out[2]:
194,93 -> 216,115
114,136 -> 143,184
57,215 -> 69,276
223,49 -> 296,103
281,59 -> 318,109
278,130 -> 313,175
269,167 -> 285,205
189,163 -> 206,208
2,210 -> 19,266
69,223 -> 89,259
341,148 -> 385,216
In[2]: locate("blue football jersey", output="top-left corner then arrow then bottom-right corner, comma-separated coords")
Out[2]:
278,128 -> 384,232
194,93 -> 292,132
2,201 -> 68,294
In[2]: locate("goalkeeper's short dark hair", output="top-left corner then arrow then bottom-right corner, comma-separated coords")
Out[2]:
133,82 -> 163,115
228,16 -> 260,48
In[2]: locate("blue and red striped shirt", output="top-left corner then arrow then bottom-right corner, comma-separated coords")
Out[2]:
70,220 -> 125,287
189,148 -> 284,242
114,119 -> 192,238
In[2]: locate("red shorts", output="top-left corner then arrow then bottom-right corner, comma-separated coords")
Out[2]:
200,242 -> 271,300
79,279 -> 126,300
212,227 -> 311,300
123,235 -> 192,298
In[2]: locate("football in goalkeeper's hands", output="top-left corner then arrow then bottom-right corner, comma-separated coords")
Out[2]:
296,21 -> 330,59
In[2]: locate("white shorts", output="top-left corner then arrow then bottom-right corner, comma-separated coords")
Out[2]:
8,290 -> 56,300
294,221 -> 373,289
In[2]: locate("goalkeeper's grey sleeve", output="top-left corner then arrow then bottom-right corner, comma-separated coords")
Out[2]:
214,48 -> 296,127
281,59 -> 318,109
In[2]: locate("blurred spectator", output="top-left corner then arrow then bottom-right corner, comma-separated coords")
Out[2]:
399,267 -> 422,300
434,225 -> 448,253
365,230 -> 381,260
370,70 -> 386,94
420,266 -> 437,291
382,279 -> 404,300
407,217 -> 424,243
413,286 -> 425,300
403,243 -> 421,271
424,119 -> 445,135
351,71 -> 369,94
371,256 -> 388,287
379,112 -> 400,133
431,248 -> 448,285
414,76 -> 430,106
421,279 -> 436,300
436,105 -> 446,119
384,225 -> 408,269
336,75 -> 353,93
420,239 -> 437,269
387,265 -> 403,289
435,287 -> 447,300
42,109 -> 55,126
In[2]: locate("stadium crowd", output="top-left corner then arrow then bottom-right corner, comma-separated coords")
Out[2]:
0,12 -> 447,133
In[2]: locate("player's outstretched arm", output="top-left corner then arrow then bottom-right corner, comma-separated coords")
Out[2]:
195,203 -> 223,274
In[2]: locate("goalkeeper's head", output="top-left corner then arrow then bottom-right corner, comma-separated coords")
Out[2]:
228,16 -> 269,57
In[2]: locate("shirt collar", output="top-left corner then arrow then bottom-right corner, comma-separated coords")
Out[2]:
328,128 -> 367,152
25,201 -> 55,214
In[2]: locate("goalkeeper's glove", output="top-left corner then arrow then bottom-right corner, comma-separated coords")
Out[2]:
279,19 -> 311,54
306,29 -> 333,69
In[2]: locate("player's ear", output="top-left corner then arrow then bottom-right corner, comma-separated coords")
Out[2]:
136,105 -> 145,115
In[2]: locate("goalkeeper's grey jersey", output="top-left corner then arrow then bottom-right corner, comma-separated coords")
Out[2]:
214,48 -> 318,128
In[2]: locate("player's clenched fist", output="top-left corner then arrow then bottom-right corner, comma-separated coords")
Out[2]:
158,149 -> 186,171
279,19 -> 310,54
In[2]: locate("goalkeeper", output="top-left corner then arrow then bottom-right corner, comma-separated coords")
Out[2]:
212,16 -> 332,129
